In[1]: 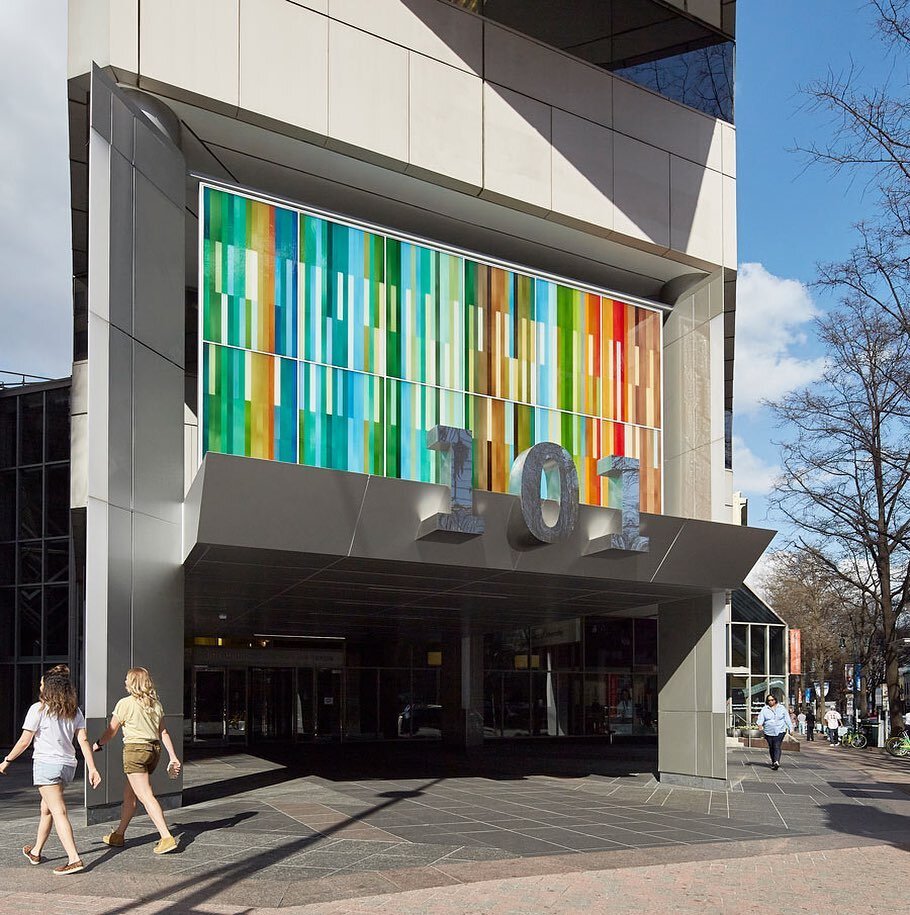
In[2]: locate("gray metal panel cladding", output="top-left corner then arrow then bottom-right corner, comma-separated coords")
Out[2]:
84,67 -> 186,811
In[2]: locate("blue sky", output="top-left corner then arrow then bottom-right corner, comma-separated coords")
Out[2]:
734,0 -> 900,543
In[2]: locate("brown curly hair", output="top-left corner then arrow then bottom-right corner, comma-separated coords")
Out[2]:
39,664 -> 78,720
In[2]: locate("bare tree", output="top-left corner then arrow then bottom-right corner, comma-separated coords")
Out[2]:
767,299 -> 910,735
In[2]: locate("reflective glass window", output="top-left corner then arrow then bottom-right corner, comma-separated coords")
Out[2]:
0,588 -> 14,658
0,542 -> 13,584
0,470 -> 15,540
17,542 -> 41,584
0,398 -> 15,468
614,42 -> 734,122
45,465 -> 69,538
44,540 -> 69,583
585,617 -> 633,668
18,468 -> 42,539
18,663 -> 41,718
0,663 -> 14,745
750,625 -> 767,674
18,587 -> 41,658
731,624 -> 747,668
18,393 -> 43,466
501,672 -> 531,736
44,388 -> 69,463
727,675 -> 748,728
634,618 -> 657,666
769,626 -> 785,674
44,584 -> 69,657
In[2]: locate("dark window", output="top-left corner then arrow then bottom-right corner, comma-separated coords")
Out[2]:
613,41 -> 734,122
750,625 -> 766,675
0,542 -> 13,585
634,618 -> 657,666
17,663 -> 41,721
17,542 -> 42,585
44,540 -> 69,583
44,584 -> 69,657
44,465 -> 69,538
0,398 -> 15,469
0,663 -> 14,745
584,617 -> 633,668
0,469 -> 15,540
731,624 -> 747,668
18,393 -> 43,466
44,388 -> 70,463
18,587 -> 41,658
769,626 -> 785,675
18,468 -> 42,539
0,588 -> 14,658
446,0 -> 735,122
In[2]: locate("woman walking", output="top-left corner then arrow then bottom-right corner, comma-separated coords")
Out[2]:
755,693 -> 793,770
92,667 -> 181,854
0,664 -> 102,875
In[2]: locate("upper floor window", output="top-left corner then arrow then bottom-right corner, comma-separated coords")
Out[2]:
446,0 -> 735,122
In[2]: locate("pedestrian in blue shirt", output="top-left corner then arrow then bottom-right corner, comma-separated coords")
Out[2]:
755,694 -> 792,770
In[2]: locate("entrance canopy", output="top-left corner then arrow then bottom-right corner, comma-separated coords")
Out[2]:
184,453 -> 773,640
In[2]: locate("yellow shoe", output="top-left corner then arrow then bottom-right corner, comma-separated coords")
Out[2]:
102,831 -> 125,848
153,835 -> 179,855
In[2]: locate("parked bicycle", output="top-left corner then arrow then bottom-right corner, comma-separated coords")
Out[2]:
885,729 -> 909,757
840,727 -> 868,749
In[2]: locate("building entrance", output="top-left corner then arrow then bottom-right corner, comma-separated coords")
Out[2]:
190,663 -> 347,745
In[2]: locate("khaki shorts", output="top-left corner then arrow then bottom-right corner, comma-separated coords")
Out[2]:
123,741 -> 161,775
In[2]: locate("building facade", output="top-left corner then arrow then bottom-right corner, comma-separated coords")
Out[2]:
0,380 -> 76,745
56,0 -> 770,820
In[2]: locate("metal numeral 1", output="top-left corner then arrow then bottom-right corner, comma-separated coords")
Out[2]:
416,425 -> 485,540
509,442 -> 580,543
587,455 -> 649,554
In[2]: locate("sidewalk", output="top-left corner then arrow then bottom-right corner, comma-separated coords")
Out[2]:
0,842 -> 905,914
0,741 -> 905,912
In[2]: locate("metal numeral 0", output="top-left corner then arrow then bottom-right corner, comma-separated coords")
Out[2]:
587,455 -> 649,554
416,425 -> 485,540
509,442 -> 580,543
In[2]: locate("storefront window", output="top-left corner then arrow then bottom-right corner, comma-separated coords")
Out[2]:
750,625 -> 767,674
730,624 -> 747,668
585,617 -> 633,668
769,626 -> 785,674
727,675 -> 748,728
634,618 -> 657,667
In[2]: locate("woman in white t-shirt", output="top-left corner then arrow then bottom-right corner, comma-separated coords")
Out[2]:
0,665 -> 102,875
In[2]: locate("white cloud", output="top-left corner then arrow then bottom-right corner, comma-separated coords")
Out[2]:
733,434 -> 779,496
0,0 -> 72,380
734,263 -> 826,415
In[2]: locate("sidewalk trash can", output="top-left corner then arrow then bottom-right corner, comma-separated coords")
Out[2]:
861,719 -> 879,747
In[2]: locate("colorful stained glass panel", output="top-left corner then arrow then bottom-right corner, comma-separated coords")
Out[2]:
201,186 -> 663,513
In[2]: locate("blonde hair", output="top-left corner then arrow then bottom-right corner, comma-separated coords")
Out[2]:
125,667 -> 160,709
40,664 -> 78,720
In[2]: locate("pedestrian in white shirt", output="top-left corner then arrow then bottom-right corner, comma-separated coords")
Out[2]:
824,707 -> 843,745
0,665 -> 102,874
797,711 -> 807,735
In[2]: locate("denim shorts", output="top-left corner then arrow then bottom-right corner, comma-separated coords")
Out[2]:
33,761 -> 77,786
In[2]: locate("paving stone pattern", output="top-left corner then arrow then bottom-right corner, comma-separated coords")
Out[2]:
0,740 -> 905,910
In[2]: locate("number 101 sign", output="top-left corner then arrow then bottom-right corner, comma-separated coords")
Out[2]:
417,425 -> 649,554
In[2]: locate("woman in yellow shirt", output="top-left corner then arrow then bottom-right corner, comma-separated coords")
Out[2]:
92,667 -> 181,854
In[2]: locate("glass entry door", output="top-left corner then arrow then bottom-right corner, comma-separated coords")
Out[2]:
193,668 -> 226,742
315,668 -> 342,740
250,667 -> 294,741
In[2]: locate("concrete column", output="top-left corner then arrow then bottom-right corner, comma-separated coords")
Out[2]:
81,68 -> 186,823
658,592 -> 727,789
441,634 -> 484,749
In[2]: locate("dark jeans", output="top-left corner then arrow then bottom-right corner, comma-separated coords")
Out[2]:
806,725 -> 815,740
764,732 -> 785,765
828,727 -> 839,743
